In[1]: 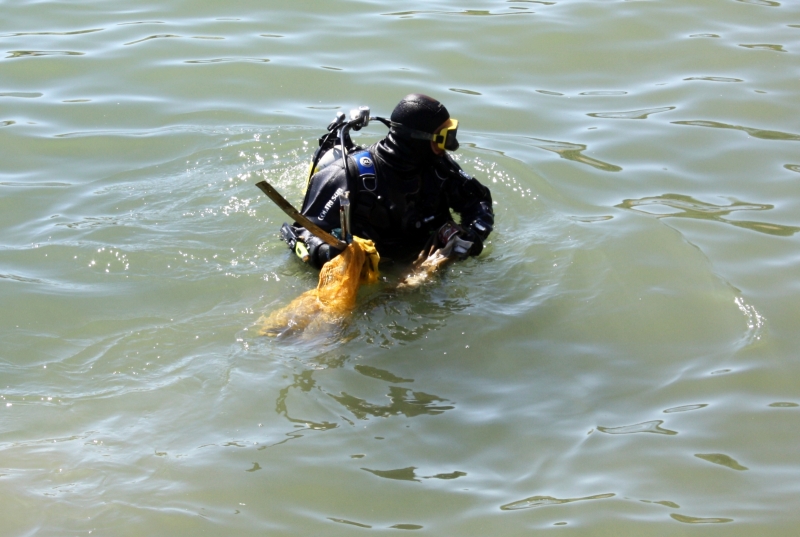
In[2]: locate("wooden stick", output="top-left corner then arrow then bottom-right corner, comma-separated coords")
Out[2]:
255,180 -> 347,250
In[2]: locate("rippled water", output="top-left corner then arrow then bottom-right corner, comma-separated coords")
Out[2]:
2,0 -> 800,535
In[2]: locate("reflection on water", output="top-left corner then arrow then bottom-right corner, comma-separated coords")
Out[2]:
184,57 -> 271,64
381,9 -> 535,17
663,403 -> 708,414
641,499 -> 680,509
501,493 -> 615,511
449,87 -> 481,96
1,29 -> 103,37
671,513 -> 733,524
587,106 -> 675,120
617,193 -> 800,237
739,43 -> 787,52
579,91 -> 627,96
526,137 -> 622,172
5,50 -> 84,58
275,369 -> 339,431
361,466 -> 467,482
737,0 -> 780,5
597,420 -> 678,435
695,453 -> 748,471
360,286 -> 470,347
672,120 -> 800,142
362,466 -> 419,482
0,92 -> 44,98
683,76 -> 742,82
330,386 -> 453,420
273,358 -> 451,433
329,517 -> 372,528
355,365 -> 413,383
124,34 -> 181,46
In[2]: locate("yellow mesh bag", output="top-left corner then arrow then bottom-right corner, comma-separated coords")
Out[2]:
258,236 -> 379,337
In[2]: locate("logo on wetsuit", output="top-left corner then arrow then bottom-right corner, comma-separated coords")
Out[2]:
359,156 -> 373,168
318,187 -> 344,220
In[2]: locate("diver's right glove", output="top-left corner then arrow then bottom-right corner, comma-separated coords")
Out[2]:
435,222 -> 477,260
458,217 -> 492,257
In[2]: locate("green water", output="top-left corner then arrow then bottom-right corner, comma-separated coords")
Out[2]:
2,0 -> 800,535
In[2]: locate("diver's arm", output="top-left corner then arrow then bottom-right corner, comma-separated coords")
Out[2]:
438,156 -> 495,253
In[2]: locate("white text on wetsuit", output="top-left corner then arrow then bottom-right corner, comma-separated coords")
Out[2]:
318,187 -> 344,220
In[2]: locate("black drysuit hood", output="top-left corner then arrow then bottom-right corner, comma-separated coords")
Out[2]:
372,93 -> 452,175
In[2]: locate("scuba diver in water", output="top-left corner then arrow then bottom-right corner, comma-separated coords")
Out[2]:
279,93 -> 495,269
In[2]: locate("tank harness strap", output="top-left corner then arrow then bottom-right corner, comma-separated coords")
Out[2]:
347,149 -> 390,230
351,150 -> 377,192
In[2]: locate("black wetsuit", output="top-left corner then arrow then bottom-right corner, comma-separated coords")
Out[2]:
285,131 -> 494,268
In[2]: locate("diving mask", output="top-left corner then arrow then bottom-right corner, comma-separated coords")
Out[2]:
389,118 -> 460,152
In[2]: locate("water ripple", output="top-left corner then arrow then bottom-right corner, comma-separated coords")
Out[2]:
588,106 -> 675,120
0,273 -> 50,285
449,87 -> 481,95
0,181 -> 71,187
663,403 -> 708,414
597,420 -> 678,435
0,29 -> 102,37
617,193 -> 800,237
381,9 -> 534,17
501,493 -> 615,511
328,518 -> 371,528
117,21 -> 165,26
671,513 -> 733,524
362,466 -> 419,482
0,92 -> 43,98
695,453 -> 748,471
184,57 -> 270,64
526,137 -> 622,172
739,43 -> 787,52
683,76 -> 743,82
5,50 -> 84,59
579,90 -> 627,96
673,120 -> 800,141
354,364 -> 413,383
329,387 -> 454,419
736,0 -> 780,6
124,34 -> 182,46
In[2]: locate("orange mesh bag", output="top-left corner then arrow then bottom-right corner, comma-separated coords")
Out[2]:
258,236 -> 379,337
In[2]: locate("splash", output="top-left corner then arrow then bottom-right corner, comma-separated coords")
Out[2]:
735,296 -> 765,343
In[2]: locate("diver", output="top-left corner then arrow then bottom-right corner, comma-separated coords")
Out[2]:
279,94 -> 495,269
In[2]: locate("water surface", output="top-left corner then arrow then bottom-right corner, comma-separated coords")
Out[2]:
2,0 -> 800,535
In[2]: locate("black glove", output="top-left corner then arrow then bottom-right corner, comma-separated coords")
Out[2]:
434,221 -> 485,259
461,218 -> 493,256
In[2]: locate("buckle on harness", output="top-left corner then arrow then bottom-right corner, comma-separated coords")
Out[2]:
352,150 -> 377,192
